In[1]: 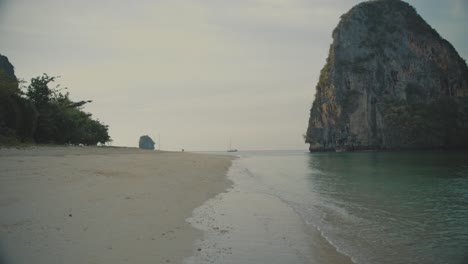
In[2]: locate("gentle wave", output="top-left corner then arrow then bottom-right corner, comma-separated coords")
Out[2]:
188,150 -> 468,264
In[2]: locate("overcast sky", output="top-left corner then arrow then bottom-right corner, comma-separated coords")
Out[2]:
1,0 -> 467,151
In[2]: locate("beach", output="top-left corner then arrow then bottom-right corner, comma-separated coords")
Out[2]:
0,146 -> 234,264
190,150 -> 468,264
186,151 -> 355,264
2,148 -> 468,264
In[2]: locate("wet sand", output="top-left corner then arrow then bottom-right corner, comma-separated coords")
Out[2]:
185,157 -> 354,264
0,146 -> 234,264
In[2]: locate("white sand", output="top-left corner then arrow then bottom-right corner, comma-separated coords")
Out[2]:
0,146 -> 234,264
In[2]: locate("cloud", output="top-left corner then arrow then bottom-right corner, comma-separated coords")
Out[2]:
451,0 -> 468,18
0,0 -> 466,150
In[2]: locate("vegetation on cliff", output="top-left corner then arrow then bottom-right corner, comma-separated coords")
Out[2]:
0,54 -> 110,145
381,97 -> 468,148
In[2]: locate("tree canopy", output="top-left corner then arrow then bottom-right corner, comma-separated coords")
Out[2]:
0,55 -> 111,146
25,74 -> 111,145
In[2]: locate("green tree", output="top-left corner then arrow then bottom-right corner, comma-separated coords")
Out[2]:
25,74 -> 111,145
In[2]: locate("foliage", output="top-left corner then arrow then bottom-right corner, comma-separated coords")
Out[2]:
316,50 -> 332,93
25,74 -> 56,108
381,97 -> 467,148
25,74 -> 110,145
405,83 -> 427,103
1,54 -> 111,146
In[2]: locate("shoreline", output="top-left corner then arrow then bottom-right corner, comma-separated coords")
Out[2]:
299,211 -> 356,264
185,156 -> 354,264
0,146 -> 235,264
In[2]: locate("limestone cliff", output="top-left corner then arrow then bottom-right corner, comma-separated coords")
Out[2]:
306,0 -> 468,151
0,54 -> 17,81
0,54 -> 38,142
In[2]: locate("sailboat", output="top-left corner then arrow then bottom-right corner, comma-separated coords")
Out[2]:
227,139 -> 238,152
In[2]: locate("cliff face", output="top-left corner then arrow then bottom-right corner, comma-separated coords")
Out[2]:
0,54 -> 19,93
0,54 -> 20,136
0,54 -> 38,141
0,55 -> 16,79
306,0 -> 468,151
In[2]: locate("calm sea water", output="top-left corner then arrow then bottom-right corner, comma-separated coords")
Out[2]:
188,150 -> 468,264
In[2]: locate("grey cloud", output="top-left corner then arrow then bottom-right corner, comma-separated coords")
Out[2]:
0,0 -> 466,150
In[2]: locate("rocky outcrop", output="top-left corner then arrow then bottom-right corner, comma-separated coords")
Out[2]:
305,0 -> 468,152
139,135 -> 155,150
0,54 -> 38,141
0,54 -> 17,81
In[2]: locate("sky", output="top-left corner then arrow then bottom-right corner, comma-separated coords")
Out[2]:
0,0 -> 467,151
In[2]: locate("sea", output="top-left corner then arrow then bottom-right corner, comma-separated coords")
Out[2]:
185,150 -> 468,264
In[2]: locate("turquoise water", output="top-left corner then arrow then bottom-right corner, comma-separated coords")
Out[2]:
303,151 -> 468,264
190,151 -> 468,264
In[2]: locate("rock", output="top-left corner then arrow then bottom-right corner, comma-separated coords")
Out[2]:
305,0 -> 468,152
139,135 -> 155,150
0,54 -> 38,141
0,54 -> 17,81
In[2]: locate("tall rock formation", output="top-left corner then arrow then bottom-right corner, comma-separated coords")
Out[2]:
306,0 -> 468,151
0,54 -> 38,141
0,54 -> 17,82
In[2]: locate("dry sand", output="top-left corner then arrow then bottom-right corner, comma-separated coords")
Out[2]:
0,146 -> 234,264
